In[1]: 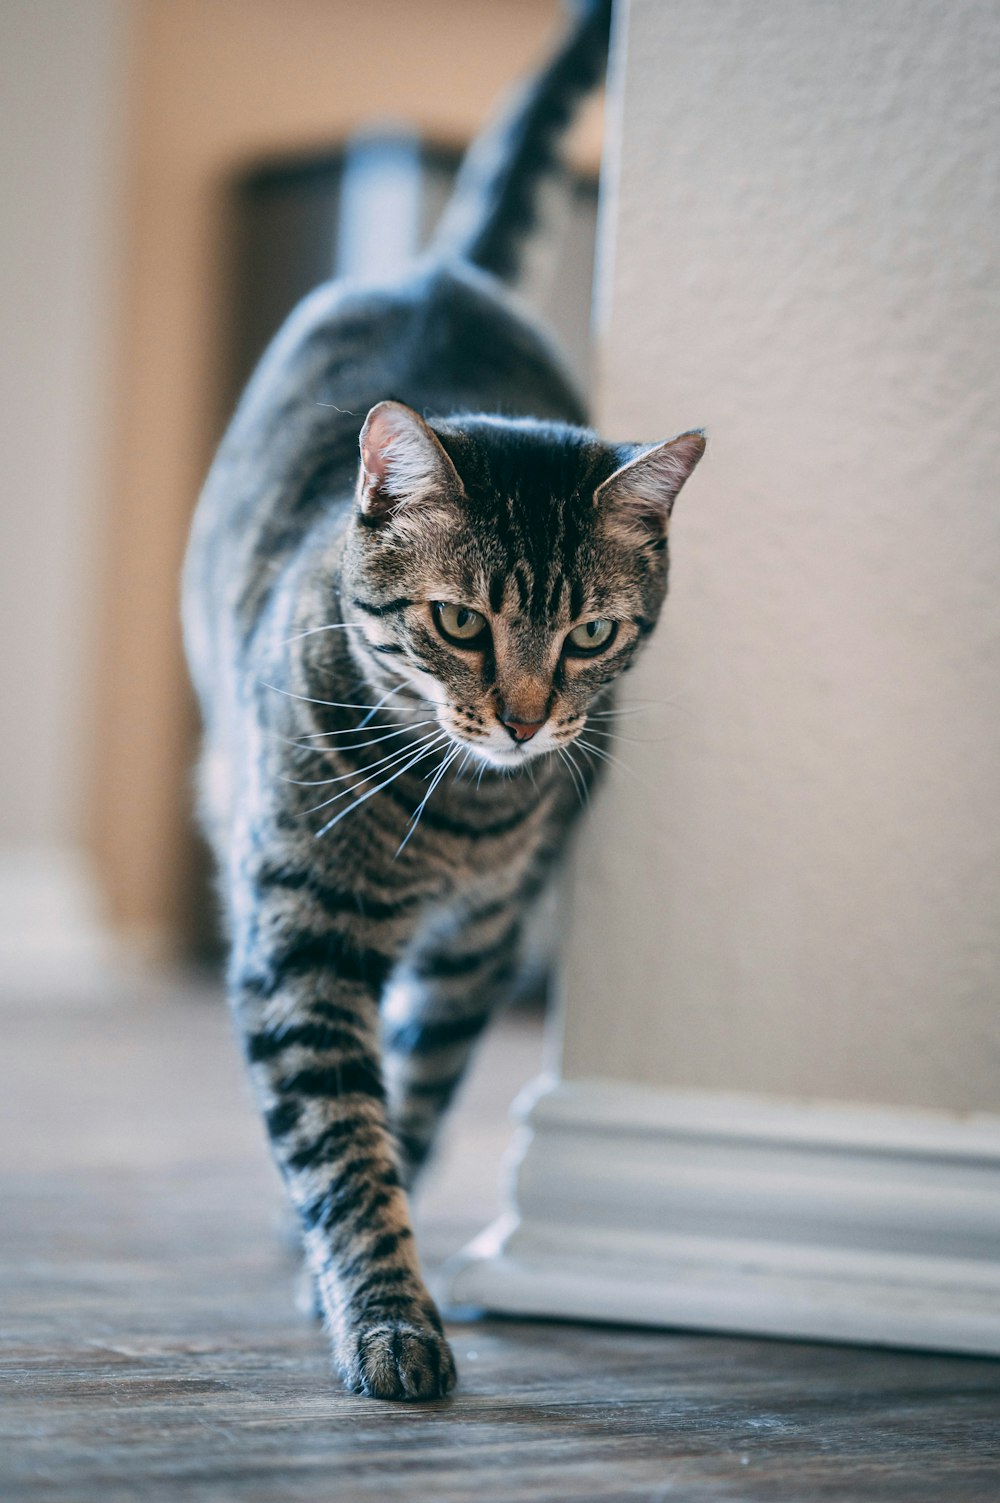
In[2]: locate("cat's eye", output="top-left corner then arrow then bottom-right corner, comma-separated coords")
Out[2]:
432,601 -> 489,647
565,618 -> 617,656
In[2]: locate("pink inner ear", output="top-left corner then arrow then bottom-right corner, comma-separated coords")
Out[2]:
357,401 -> 464,519
360,438 -> 391,494
360,405 -> 409,494
358,402 -> 436,510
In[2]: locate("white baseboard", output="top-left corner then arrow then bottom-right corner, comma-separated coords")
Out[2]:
443,1075 -> 1000,1356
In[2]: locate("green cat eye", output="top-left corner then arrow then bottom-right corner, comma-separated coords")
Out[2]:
565,618 -> 617,656
432,601 -> 489,647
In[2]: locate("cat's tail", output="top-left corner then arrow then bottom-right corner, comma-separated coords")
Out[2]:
428,0 -> 613,284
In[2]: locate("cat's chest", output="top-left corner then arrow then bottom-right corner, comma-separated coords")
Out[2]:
301,766 -> 556,894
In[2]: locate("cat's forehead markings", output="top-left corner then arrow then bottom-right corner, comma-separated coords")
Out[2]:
569,577 -> 585,621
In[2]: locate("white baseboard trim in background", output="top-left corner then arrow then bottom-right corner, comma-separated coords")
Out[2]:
443,1075 -> 1000,1357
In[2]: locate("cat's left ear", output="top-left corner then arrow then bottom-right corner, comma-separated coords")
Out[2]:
594,430 -> 706,543
357,400 -> 464,523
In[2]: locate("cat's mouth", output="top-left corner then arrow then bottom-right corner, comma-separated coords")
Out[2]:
441,719 -> 557,770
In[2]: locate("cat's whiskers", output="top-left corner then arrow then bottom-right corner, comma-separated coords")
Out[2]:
575,735 -> 645,787
294,705 -> 434,742
580,723 -> 663,747
314,733 -> 450,837
395,743 -> 462,857
354,679 -> 420,729
280,622 -> 367,646
557,745 -> 588,807
282,727 -> 444,788
286,720 -> 436,754
305,731 -> 447,815
588,693 -> 692,721
452,747 -> 475,783
260,682 -> 416,712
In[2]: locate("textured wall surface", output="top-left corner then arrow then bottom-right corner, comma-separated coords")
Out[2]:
562,0 -> 1000,1111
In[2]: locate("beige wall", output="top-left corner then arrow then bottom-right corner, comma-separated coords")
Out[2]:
562,0 -> 1000,1112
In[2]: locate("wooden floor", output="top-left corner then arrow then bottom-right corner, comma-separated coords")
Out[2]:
3,967 -> 999,1502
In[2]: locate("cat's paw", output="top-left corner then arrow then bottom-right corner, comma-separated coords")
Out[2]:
340,1312 -> 456,1401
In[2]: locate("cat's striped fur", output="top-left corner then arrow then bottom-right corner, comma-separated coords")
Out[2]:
182,0 -> 704,1401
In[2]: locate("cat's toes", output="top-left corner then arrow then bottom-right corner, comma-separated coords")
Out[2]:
343,1316 -> 456,1401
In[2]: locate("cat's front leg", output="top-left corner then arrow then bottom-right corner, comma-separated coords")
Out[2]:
229,864 -> 455,1400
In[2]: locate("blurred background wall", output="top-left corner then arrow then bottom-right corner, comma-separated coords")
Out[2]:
0,0 -> 600,966
0,0 -> 129,970
88,0 -> 601,952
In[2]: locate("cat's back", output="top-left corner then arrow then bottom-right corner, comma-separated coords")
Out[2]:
211,258 -> 585,482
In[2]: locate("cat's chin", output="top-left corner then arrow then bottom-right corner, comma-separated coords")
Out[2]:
449,734 -> 545,772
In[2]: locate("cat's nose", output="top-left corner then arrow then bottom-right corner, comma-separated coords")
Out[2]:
500,714 -> 545,743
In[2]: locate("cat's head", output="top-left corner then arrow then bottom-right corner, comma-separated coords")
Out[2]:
341,400 -> 704,768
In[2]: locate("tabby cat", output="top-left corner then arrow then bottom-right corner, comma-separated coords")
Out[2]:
182,0 -> 704,1401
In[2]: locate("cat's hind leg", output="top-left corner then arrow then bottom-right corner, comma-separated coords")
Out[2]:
381,900 -> 528,1187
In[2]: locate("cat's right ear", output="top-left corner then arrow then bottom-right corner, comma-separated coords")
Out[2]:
356,401 -> 464,524
594,430 -> 706,545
